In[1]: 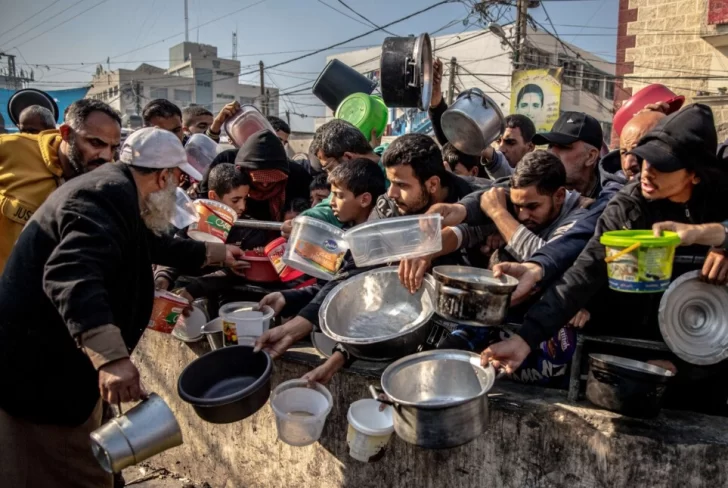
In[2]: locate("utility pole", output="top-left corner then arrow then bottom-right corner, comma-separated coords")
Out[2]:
266,89 -> 271,117
514,0 -> 529,66
447,57 -> 457,105
184,0 -> 189,42
259,61 -> 266,115
134,80 -> 142,116
232,31 -> 238,60
285,110 -> 290,126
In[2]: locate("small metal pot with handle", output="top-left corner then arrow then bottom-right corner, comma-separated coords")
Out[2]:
441,88 -> 505,156
432,266 -> 519,327
371,350 -> 498,449
90,393 -> 183,473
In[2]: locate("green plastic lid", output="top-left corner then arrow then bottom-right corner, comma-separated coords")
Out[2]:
336,92 -> 388,138
600,230 -> 681,248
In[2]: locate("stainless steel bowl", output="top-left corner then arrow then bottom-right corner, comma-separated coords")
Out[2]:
318,267 -> 436,361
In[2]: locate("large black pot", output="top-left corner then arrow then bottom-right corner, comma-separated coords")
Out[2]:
380,33 -> 432,110
7,88 -> 59,126
585,354 -> 674,418
312,59 -> 377,111
177,345 -> 272,424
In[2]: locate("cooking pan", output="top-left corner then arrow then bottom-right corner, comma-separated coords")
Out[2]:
7,88 -> 59,126
380,33 -> 432,110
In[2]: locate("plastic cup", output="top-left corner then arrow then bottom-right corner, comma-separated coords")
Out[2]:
171,188 -> 199,230
188,199 -> 236,243
149,291 -> 189,333
270,380 -> 333,447
346,399 -> 394,462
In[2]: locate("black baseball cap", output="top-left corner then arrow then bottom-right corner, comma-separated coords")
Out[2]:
532,111 -> 603,150
628,103 -> 717,173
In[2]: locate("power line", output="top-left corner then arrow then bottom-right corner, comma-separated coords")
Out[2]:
0,0 -> 62,44
336,0 -> 398,36
315,0 -> 376,30
0,0 -> 89,48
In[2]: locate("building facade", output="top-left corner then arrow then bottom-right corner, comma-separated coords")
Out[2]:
616,0 -> 728,141
317,25 -> 615,143
87,42 -> 277,122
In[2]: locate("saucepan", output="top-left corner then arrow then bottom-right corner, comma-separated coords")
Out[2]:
371,349 -> 500,449
440,88 -> 505,156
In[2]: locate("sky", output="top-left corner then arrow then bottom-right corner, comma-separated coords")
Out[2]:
0,0 -> 619,131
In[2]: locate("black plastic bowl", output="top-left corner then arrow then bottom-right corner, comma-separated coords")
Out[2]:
178,345 -> 272,424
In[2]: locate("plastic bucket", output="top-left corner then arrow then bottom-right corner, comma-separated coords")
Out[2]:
241,250 -> 280,283
282,216 -> 348,281
346,399 -> 394,462
335,93 -> 389,139
270,379 -> 333,446
312,59 -> 377,111
218,302 -> 275,346
149,291 -> 190,333
600,230 -> 680,293
188,199 -> 236,243
264,237 -> 304,282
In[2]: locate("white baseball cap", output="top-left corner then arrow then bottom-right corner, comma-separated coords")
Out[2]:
119,127 -> 203,181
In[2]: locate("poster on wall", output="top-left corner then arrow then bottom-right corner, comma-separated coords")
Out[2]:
510,68 -> 563,133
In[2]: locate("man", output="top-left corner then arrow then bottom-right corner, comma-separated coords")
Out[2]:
255,133 -> 477,359
617,110 -> 666,180
182,105 -> 214,135
427,59 -> 535,174
531,111 -> 604,199
0,98 -> 121,273
17,105 -> 57,134
309,172 -> 331,206
0,128 -> 244,487
142,98 -> 184,142
268,115 -> 294,158
484,105 -> 728,414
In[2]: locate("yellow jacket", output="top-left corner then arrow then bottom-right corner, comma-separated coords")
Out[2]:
0,130 -> 64,273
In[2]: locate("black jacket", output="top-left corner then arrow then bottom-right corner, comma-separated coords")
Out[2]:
0,164 -> 207,425
519,174 -> 728,351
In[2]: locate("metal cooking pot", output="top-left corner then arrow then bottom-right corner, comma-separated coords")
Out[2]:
201,318 -> 223,350
586,354 -> 674,418
432,266 -> 519,327
380,33 -> 432,110
90,394 -> 182,474
372,350 -> 498,449
319,267 -> 436,361
441,88 -> 505,156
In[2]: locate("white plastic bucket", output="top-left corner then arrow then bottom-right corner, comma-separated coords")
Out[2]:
346,399 -> 394,462
270,380 -> 333,447
218,301 -> 274,346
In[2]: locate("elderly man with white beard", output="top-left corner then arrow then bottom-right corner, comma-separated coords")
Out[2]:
0,128 -> 247,488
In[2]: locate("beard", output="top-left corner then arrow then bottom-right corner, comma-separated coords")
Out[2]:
141,173 -> 177,236
396,188 -> 432,215
67,136 -> 107,178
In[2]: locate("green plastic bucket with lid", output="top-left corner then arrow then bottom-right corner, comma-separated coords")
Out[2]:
600,230 -> 681,293
336,93 -> 388,139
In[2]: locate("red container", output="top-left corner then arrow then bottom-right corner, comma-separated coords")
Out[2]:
241,250 -> 281,283
264,237 -> 304,282
613,84 -> 685,137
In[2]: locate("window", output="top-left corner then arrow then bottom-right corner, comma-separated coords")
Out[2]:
582,70 -> 602,97
174,89 -> 192,103
239,96 -> 255,105
216,93 -> 235,100
196,80 -> 211,88
216,70 -> 236,78
150,87 -> 168,99
605,79 -> 615,101
558,54 -> 580,87
522,47 -> 551,69
113,86 -> 119,97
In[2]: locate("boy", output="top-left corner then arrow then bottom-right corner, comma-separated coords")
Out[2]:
309,173 -> 331,207
154,163 -> 250,290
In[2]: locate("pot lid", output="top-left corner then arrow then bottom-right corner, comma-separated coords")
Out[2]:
432,265 -> 519,291
589,354 -> 674,377
7,88 -> 59,126
412,33 -> 433,111
659,271 -> 728,365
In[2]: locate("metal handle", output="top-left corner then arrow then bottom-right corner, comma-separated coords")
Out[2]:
233,220 -> 284,231
369,385 -> 396,407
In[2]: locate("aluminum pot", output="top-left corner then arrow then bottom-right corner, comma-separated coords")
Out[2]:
586,354 -> 674,418
90,394 -> 182,474
441,88 -> 505,156
201,317 -> 224,350
372,350 -> 498,449
380,33 -> 433,110
319,267 -> 437,361
432,266 -> 519,327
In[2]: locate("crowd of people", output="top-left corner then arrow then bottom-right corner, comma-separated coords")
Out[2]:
1,60 -> 728,486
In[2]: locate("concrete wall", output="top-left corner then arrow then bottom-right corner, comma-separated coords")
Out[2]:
131,331 -> 728,488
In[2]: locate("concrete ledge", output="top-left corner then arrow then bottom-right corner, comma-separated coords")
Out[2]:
132,331 -> 728,488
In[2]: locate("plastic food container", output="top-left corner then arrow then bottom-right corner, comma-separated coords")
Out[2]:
613,84 -> 685,136
335,93 -> 388,139
171,188 -> 199,230
172,304 -> 208,342
270,379 -> 333,447
188,199 -> 236,243
149,291 -> 190,333
241,250 -> 280,283
223,105 -> 275,148
600,230 -> 680,293
185,133 -> 221,176
264,237 -> 304,282
346,399 -> 394,462
219,301 -> 275,346
343,214 -> 442,267
283,216 -> 348,281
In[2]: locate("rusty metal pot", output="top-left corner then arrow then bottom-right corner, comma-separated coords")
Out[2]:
432,266 -> 519,327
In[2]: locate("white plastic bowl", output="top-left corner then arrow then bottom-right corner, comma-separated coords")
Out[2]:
218,301 -> 274,345
270,379 -> 333,447
282,216 -> 348,281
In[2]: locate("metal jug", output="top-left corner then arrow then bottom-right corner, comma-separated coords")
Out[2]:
90,393 -> 183,473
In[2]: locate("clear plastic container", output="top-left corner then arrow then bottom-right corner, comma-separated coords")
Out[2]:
282,216 -> 348,281
223,105 -> 275,148
185,133 -> 221,176
218,301 -> 275,346
343,214 -> 442,267
171,188 -> 199,230
270,380 -> 333,447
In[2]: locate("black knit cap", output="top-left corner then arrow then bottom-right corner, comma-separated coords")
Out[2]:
234,129 -> 290,174
628,103 -> 718,173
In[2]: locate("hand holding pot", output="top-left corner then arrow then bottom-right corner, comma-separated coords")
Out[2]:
281,219 -> 293,238
98,358 -> 147,404
225,245 -> 250,277
431,58 -> 443,107
479,187 -> 508,219
211,101 -> 240,133
480,335 -> 531,374
702,249 -> 728,285
259,292 -> 286,316
653,221 -> 727,247
492,261 -> 543,305
426,203 -> 466,228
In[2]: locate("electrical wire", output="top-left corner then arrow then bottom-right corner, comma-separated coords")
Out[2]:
0,0 -> 62,43
336,0 -> 398,36
0,0 -> 89,48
